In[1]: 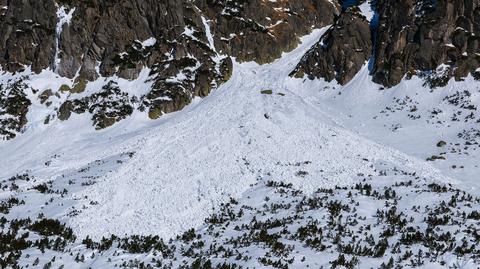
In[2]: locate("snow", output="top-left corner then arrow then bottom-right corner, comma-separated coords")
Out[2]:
358,1 -> 375,21
140,37 -> 157,47
84,27 -> 451,238
77,66 -> 155,98
289,65 -> 480,192
201,16 -> 216,52
54,6 -> 76,73
0,27 -> 453,240
182,26 -> 198,41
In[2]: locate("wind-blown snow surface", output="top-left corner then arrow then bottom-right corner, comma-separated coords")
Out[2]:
290,66 -> 480,192
0,28 -> 456,240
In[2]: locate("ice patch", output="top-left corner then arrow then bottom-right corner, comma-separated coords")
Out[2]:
54,6 -> 76,73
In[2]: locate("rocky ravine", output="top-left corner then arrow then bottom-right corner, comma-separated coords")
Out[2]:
0,0 -> 340,139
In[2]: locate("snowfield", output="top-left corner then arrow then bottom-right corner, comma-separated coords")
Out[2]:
292,65 -> 480,192
1,28 -> 457,239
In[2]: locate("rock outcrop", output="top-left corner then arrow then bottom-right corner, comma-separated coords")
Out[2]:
52,0 -> 234,122
291,7 -> 372,85
58,81 -> 135,129
199,0 -> 340,64
0,0 -> 57,74
293,0 -> 480,88
372,0 -> 480,87
0,0 -> 339,140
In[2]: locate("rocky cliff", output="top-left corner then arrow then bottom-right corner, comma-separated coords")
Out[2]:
294,0 -> 480,87
291,6 -> 372,84
0,0 -> 339,139
372,0 -> 480,87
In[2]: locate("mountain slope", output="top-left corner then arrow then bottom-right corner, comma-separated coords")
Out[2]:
1,1 -> 480,268
0,28 -> 453,238
0,0 -> 339,139
69,29 -> 453,239
1,27 -> 479,269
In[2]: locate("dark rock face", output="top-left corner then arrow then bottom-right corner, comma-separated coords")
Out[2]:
293,0 -> 480,87
54,0 -> 202,80
291,7 -> 372,85
53,0 -> 234,123
198,0 -> 340,64
0,0 -> 338,140
0,0 -> 339,79
372,0 -> 480,87
0,0 -> 57,74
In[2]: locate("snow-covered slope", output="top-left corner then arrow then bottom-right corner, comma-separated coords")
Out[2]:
1,26 -> 479,268
0,28 -> 454,238
290,66 -> 480,192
